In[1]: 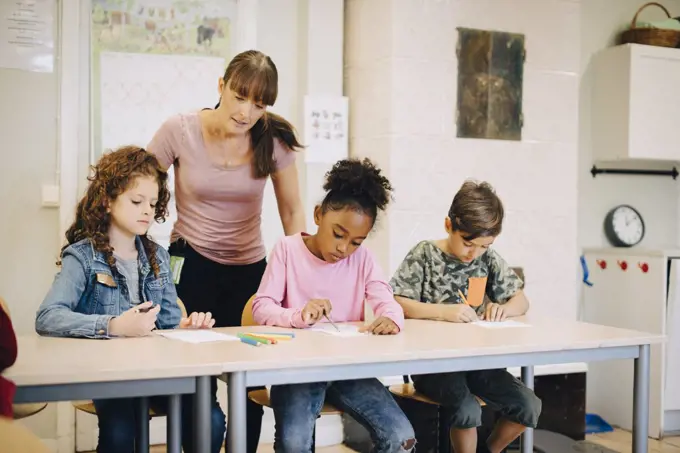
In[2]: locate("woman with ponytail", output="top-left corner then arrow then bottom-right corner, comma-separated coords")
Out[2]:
147,49 -> 305,451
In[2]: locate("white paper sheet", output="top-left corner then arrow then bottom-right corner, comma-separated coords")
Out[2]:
471,320 -> 530,329
308,324 -> 367,337
155,330 -> 239,343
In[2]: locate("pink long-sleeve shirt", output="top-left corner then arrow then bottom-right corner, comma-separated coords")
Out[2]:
252,233 -> 405,330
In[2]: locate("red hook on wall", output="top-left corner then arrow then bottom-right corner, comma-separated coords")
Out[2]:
618,260 -> 628,271
596,259 -> 607,270
638,262 -> 649,273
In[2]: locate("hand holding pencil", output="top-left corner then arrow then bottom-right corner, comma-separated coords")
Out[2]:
440,289 -> 478,323
302,299 -> 332,326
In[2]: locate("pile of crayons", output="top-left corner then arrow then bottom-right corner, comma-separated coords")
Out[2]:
237,331 -> 295,347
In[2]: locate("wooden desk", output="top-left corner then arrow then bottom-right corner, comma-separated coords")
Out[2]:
5,335 -> 223,453
200,316 -> 662,453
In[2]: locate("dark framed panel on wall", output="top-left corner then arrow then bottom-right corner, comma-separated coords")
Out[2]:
456,27 -> 525,141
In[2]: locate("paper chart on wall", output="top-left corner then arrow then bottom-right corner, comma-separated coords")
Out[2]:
471,320 -> 530,329
303,95 -> 349,164
0,0 -> 54,72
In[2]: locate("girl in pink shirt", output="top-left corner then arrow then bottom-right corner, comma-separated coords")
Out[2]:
253,159 -> 415,452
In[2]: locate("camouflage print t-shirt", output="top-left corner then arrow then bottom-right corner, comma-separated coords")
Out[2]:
390,240 -> 523,314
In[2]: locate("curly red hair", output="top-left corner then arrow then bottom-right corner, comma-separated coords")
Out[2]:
60,146 -> 171,277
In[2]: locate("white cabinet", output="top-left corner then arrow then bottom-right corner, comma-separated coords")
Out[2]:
582,247 -> 680,438
591,44 -> 680,162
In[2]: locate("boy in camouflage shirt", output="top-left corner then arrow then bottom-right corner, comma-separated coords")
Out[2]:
390,181 -> 541,453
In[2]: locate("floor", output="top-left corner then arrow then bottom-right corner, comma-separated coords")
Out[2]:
587,430 -> 680,453
141,430 -> 680,453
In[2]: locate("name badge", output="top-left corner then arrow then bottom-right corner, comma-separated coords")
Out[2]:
170,256 -> 185,284
96,273 -> 117,288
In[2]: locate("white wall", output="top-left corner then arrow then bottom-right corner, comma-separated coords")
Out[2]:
578,0 -> 680,251
347,0 -> 581,320
257,0 -> 305,253
0,34 -> 63,447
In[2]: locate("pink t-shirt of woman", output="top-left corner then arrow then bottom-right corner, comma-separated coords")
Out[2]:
147,112 -> 295,265
252,233 -> 405,330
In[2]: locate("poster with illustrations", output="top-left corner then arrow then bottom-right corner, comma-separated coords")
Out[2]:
91,0 -> 234,57
91,0 -> 237,162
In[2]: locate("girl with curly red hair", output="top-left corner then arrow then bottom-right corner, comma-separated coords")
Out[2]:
35,146 -> 224,453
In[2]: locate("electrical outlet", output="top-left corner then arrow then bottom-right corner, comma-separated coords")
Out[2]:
42,184 -> 60,208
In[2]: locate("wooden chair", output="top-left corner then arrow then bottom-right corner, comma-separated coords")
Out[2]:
72,298 -> 188,417
241,295 -> 342,452
0,297 -> 49,421
0,416 -> 51,453
388,267 -> 525,453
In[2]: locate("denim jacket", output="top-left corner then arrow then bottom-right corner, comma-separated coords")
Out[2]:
36,237 -> 181,339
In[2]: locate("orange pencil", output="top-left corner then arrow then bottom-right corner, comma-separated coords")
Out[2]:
457,289 -> 469,305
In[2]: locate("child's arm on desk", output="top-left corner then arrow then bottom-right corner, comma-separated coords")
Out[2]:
484,290 -> 529,321
36,251 -> 115,339
395,296 -> 478,322
360,249 -> 404,334
390,242 -> 478,322
394,296 -> 443,320
483,250 -> 529,321
252,240 -> 308,328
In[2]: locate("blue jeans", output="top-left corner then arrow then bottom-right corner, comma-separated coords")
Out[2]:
93,392 -> 226,453
271,378 -> 415,453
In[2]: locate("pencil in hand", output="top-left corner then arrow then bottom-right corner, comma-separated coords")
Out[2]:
457,289 -> 469,305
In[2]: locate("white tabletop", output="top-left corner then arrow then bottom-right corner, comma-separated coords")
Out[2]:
5,316 -> 663,386
6,334 -> 223,386
198,316 -> 664,373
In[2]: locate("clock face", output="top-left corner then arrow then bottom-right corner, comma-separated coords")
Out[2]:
611,206 -> 644,246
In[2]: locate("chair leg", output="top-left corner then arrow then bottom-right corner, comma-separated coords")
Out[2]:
437,406 -> 450,453
312,425 -> 316,453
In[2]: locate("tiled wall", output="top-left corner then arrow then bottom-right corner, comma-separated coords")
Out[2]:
346,0 -> 580,319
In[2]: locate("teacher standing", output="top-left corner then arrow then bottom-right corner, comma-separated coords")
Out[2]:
148,49 -> 305,453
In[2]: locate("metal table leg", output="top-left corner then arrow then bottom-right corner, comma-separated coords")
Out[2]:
134,397 -> 150,453
521,366 -> 535,453
633,344 -> 650,453
195,376 -> 211,453
167,394 -> 181,453
227,372 -> 247,453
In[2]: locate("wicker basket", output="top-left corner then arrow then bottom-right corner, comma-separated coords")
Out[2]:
620,2 -> 680,48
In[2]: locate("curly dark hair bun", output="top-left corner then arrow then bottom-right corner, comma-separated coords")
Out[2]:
321,158 -> 393,224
